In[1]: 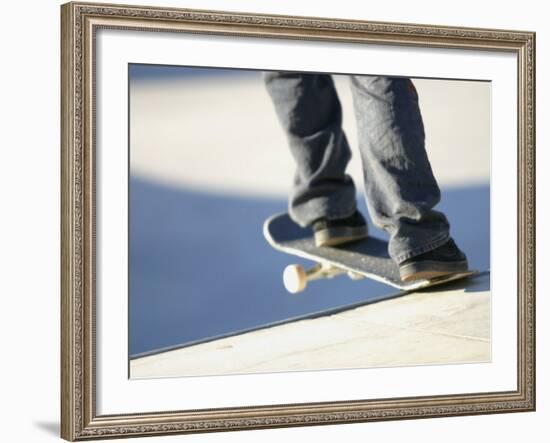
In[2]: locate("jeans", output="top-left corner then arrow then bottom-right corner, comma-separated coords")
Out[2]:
264,72 -> 450,264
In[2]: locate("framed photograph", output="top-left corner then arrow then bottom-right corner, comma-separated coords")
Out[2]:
61,1 -> 535,440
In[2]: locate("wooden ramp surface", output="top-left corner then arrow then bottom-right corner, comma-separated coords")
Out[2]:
130,273 -> 490,378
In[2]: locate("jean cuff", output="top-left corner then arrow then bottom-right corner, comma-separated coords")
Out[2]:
289,197 -> 357,227
393,233 -> 450,264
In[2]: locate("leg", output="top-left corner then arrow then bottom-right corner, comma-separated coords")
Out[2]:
349,76 -> 452,264
264,72 -> 357,227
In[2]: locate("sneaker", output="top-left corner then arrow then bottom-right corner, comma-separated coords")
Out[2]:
312,211 -> 368,247
398,238 -> 468,282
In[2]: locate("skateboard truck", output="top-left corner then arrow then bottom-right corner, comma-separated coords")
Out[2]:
283,263 -> 364,294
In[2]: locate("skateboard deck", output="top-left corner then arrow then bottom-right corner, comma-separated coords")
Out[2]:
264,213 -> 476,293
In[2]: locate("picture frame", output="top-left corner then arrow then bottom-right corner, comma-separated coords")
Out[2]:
60,1 -> 536,440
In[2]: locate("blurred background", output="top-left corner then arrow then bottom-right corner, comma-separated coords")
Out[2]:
129,65 -> 490,358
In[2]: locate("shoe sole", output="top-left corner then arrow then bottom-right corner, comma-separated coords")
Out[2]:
399,259 -> 469,282
314,226 -> 368,247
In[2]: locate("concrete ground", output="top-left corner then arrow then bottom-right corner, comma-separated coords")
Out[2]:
131,273 -> 490,378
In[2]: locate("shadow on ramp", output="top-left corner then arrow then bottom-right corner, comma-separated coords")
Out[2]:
130,176 -> 489,357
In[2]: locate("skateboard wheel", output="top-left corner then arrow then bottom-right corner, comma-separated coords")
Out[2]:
283,264 -> 307,293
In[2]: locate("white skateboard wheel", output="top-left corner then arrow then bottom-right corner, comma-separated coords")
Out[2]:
283,264 -> 307,293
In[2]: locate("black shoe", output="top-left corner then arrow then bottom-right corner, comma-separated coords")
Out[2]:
312,211 -> 368,247
398,238 -> 468,282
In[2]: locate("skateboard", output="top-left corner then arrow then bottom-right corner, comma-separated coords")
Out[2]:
264,213 -> 477,294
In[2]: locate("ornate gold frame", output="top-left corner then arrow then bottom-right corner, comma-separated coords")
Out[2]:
60,1 -> 536,440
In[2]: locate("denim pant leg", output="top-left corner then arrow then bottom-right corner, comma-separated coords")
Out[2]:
349,76 -> 450,263
264,72 -> 357,227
